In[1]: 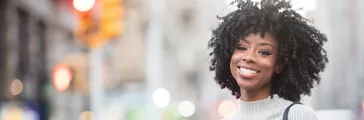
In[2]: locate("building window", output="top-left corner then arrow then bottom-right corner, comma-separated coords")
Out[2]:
17,8 -> 30,101
17,8 -> 30,81
37,21 -> 46,73
0,0 -> 7,101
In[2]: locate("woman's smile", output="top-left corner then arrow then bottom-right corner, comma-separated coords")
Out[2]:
237,66 -> 261,79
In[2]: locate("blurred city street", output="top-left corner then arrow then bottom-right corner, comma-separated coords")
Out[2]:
0,0 -> 363,120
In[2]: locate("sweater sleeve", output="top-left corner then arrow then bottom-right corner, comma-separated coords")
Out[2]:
288,104 -> 318,120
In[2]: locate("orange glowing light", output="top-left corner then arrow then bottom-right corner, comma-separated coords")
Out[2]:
52,63 -> 73,92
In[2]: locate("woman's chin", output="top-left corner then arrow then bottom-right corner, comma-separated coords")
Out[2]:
236,79 -> 255,90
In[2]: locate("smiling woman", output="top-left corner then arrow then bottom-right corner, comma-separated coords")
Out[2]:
229,33 -> 279,99
208,0 -> 328,120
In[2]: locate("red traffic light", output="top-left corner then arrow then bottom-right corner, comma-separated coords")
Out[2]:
52,63 -> 73,92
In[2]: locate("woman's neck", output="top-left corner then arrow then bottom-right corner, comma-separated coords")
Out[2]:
240,84 -> 271,101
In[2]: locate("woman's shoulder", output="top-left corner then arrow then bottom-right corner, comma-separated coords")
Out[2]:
288,104 -> 318,120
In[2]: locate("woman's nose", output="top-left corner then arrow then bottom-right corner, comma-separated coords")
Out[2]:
243,50 -> 256,63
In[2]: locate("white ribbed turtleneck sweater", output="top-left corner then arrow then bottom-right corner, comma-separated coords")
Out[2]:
223,94 -> 317,120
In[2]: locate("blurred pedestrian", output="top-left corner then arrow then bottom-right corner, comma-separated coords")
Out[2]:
208,0 -> 328,120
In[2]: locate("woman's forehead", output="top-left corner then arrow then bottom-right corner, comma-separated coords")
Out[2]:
241,33 -> 278,44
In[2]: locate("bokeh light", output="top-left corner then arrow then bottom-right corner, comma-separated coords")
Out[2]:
178,100 -> 195,117
218,100 -> 237,118
52,63 -> 73,92
10,79 -> 23,96
1,106 -> 23,120
79,111 -> 93,120
73,0 -> 95,12
152,88 -> 171,108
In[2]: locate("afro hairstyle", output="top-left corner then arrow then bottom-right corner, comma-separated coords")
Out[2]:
208,0 -> 328,102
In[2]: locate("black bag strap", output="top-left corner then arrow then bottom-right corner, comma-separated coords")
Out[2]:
283,102 -> 302,120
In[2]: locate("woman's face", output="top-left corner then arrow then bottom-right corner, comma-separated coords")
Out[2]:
230,32 -> 280,91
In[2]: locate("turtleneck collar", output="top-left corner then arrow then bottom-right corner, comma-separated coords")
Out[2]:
238,94 -> 292,115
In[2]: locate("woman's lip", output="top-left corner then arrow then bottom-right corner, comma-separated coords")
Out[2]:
237,67 -> 258,79
237,66 -> 260,72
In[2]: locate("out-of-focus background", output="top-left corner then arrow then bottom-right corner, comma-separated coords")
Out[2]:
0,0 -> 363,120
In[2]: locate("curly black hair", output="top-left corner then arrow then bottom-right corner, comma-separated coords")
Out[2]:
208,0 -> 328,102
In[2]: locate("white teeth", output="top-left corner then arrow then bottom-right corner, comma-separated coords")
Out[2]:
239,68 -> 257,74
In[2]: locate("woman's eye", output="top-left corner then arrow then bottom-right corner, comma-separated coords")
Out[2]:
236,46 -> 247,51
258,50 -> 272,56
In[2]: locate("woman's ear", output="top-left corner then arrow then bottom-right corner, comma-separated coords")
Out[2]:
275,64 -> 283,74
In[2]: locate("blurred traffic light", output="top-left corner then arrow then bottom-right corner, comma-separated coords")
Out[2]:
52,63 -> 73,92
72,0 -> 100,48
100,0 -> 125,39
72,0 -> 122,48
73,11 -> 94,43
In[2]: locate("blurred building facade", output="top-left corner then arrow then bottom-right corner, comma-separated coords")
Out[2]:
0,0 -> 86,119
0,0 -> 42,102
310,0 -> 364,117
0,1 -> 55,120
